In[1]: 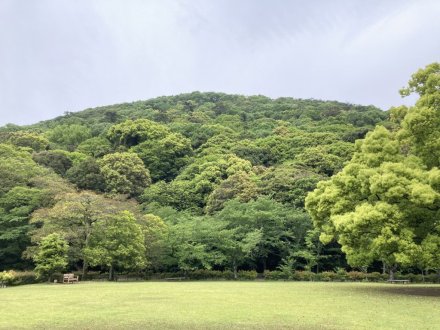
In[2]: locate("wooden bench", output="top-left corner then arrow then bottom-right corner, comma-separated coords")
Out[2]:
63,273 -> 79,284
164,277 -> 186,281
387,279 -> 410,284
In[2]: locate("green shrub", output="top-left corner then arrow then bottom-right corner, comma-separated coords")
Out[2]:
365,272 -> 382,282
347,271 -> 365,282
0,271 -> 38,286
0,270 -> 16,286
319,271 -> 336,282
264,270 -> 289,280
188,270 -> 234,280
237,270 -> 258,280
425,273 -> 440,283
334,268 -> 347,281
292,271 -> 315,281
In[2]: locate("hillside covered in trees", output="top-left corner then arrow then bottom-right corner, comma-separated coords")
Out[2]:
3,63 -> 438,281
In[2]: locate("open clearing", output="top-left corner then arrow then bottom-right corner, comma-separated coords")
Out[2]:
1,281 -> 439,329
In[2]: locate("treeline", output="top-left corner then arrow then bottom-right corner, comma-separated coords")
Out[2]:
1,81 -> 411,281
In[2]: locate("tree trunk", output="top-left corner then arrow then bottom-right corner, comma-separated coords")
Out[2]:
233,260 -> 238,280
82,232 -> 91,277
109,265 -> 114,281
389,265 -> 397,281
82,260 -> 88,278
382,262 -> 386,275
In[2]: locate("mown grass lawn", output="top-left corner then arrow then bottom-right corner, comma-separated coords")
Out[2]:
0,281 -> 439,329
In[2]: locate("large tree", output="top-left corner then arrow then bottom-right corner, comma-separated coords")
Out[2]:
306,63 -> 440,278
33,233 -> 69,282
84,211 -> 146,280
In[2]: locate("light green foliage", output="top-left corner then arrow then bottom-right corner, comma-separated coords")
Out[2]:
98,152 -> 151,196
33,233 -> 68,281
107,119 -> 169,147
398,63 -> 440,168
294,147 -> 345,176
0,131 -> 49,151
306,63 -> 440,275
46,124 -> 91,151
76,137 -> 112,157
167,216 -> 227,271
216,222 -> 262,278
143,153 -> 253,211
0,144 -> 44,196
0,270 -> 16,286
137,214 -> 168,271
29,191 -> 141,272
306,127 -> 440,270
205,171 -> 259,213
216,197 -> 312,271
84,211 -> 146,279
132,132 -> 192,181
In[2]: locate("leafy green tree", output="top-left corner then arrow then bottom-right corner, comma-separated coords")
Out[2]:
29,191 -> 141,274
76,137 -> 113,157
216,197 -> 312,271
218,225 -> 262,279
305,64 -> 440,278
205,171 -> 259,213
143,154 -> 253,211
399,63 -> 440,168
132,133 -> 192,181
167,216 -> 227,272
98,152 -> 151,197
258,163 -> 325,208
46,124 -> 91,151
32,150 -> 73,176
84,211 -> 146,280
0,144 -> 44,196
0,187 -> 45,270
2,131 -> 49,151
33,233 -> 68,281
66,157 -> 106,191
107,119 -> 169,147
137,214 -> 168,272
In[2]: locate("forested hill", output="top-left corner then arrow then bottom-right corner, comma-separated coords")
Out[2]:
0,92 -> 390,275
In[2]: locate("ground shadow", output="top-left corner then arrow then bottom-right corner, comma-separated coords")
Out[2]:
355,285 -> 440,297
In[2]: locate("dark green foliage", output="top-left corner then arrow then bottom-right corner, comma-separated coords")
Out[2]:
66,157 -> 106,191
32,150 -> 73,176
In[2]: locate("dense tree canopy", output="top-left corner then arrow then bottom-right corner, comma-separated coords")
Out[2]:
306,63 -> 440,278
3,76 -> 426,278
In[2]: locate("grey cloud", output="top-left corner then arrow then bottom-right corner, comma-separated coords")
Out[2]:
0,0 -> 439,125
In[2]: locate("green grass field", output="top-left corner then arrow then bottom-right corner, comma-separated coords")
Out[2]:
1,281 -> 439,329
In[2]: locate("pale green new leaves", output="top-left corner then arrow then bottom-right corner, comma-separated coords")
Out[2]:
84,211 -> 146,273
33,233 -> 68,280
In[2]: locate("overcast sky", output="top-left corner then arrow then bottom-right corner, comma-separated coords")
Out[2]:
0,0 -> 439,126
